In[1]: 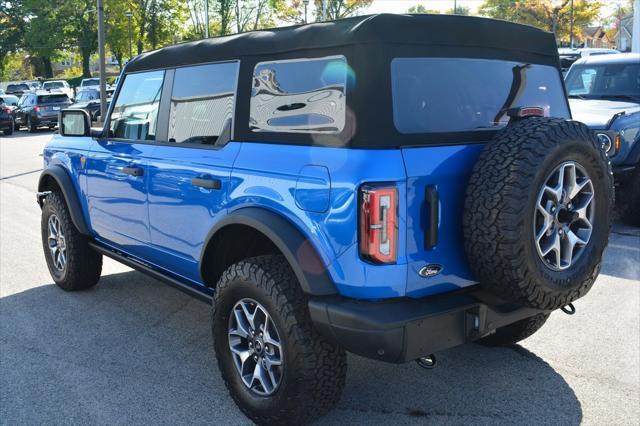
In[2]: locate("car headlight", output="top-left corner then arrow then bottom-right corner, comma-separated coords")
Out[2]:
597,132 -> 613,153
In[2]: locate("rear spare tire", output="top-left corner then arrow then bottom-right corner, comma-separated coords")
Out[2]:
463,117 -> 613,310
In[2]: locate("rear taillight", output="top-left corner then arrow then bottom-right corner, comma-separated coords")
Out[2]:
359,185 -> 398,264
34,106 -> 40,112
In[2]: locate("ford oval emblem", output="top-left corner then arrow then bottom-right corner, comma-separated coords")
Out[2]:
419,264 -> 443,278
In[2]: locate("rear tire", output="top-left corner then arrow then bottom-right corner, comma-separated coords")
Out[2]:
477,313 -> 550,346
212,255 -> 346,425
27,116 -> 37,133
3,123 -> 12,135
41,191 -> 102,291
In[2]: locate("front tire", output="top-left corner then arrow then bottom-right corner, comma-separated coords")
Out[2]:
212,255 -> 346,425
41,191 -> 102,290
27,116 -> 37,133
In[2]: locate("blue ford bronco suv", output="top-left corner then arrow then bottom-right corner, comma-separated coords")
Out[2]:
39,14 -> 613,425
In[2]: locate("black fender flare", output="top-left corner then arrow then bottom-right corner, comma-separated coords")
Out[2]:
200,208 -> 337,296
38,165 -> 90,235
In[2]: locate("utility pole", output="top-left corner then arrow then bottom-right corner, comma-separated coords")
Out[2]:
126,11 -> 133,60
303,0 -> 309,23
454,0 -> 457,14
204,0 -> 209,38
569,0 -> 574,48
633,0 -> 640,53
97,0 -> 107,124
322,0 -> 326,21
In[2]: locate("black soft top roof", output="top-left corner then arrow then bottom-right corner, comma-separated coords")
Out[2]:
127,13 -> 558,72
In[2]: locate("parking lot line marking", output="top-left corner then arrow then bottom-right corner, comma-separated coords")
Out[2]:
0,169 -> 42,181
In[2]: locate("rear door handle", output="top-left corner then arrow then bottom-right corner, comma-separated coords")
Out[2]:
122,166 -> 144,177
191,177 -> 221,190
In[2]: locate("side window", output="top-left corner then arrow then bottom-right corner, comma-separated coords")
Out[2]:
109,70 -> 164,141
168,61 -> 238,144
250,56 -> 347,134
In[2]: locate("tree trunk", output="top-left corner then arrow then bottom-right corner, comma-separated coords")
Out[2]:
81,47 -> 92,77
42,56 -> 53,78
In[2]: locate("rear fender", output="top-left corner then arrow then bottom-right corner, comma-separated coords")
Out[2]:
200,208 -> 337,296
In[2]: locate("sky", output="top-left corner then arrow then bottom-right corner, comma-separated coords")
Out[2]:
365,0 -> 483,14
360,0 -> 630,23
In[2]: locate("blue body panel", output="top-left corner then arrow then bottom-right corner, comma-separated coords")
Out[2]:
43,135 -> 484,301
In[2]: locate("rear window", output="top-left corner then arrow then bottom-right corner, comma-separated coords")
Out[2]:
82,79 -> 99,86
391,58 -> 569,134
43,82 -> 65,89
37,94 -> 69,104
8,84 -> 29,91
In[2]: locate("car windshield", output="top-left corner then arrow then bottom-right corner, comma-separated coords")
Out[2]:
81,79 -> 100,86
43,82 -> 65,89
391,58 -> 569,133
38,94 -> 69,104
566,62 -> 640,101
76,91 -> 99,101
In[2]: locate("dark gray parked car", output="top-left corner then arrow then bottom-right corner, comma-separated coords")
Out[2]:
566,53 -> 640,225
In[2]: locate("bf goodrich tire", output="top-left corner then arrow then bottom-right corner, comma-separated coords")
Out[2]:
463,118 -> 613,310
41,191 -> 102,290
212,255 -> 347,425
617,170 -> 640,227
477,313 -> 550,346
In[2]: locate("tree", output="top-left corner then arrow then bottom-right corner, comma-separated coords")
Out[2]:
479,0 -> 602,44
314,0 -> 372,21
60,0 -> 98,77
407,5 -> 439,14
216,0 -> 234,35
23,0 -> 67,78
408,4 -> 471,15
105,0 -> 131,69
0,0 -> 27,78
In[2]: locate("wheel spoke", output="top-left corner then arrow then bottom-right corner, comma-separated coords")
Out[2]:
252,362 -> 273,394
536,201 -> 554,241
230,308 -> 251,339
239,301 -> 257,331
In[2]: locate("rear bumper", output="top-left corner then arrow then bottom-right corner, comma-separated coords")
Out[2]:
309,288 -> 548,363
34,114 -> 59,126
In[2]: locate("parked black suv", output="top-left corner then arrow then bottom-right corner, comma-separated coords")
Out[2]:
15,92 -> 72,132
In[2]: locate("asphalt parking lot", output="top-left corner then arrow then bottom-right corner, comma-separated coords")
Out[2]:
1,130 -> 639,425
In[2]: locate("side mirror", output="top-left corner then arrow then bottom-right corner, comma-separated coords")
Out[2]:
59,109 -> 90,137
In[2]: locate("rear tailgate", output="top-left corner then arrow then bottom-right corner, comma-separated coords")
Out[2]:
401,144 -> 483,298
37,94 -> 71,117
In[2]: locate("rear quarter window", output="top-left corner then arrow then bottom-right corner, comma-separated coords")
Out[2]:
391,58 -> 569,134
250,56 -> 348,134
